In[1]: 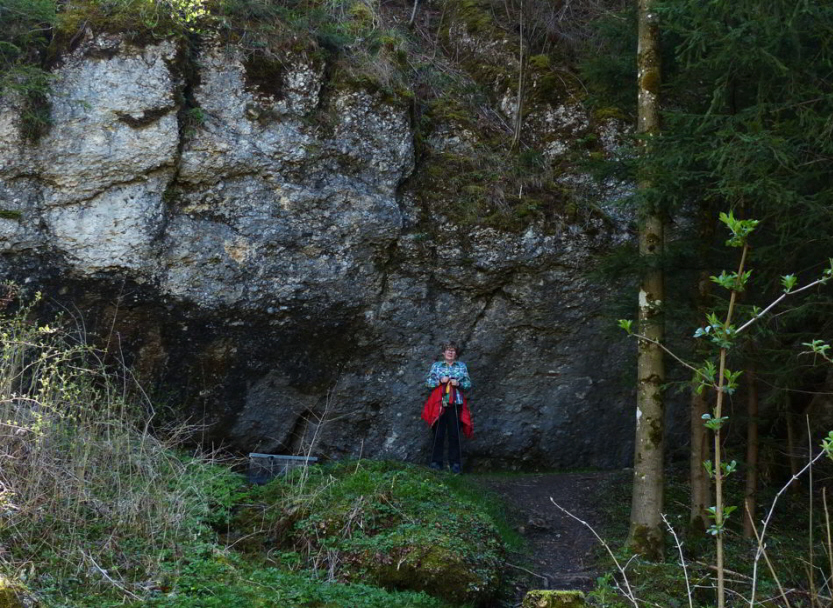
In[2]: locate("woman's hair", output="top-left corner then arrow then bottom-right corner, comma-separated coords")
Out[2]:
439,341 -> 461,357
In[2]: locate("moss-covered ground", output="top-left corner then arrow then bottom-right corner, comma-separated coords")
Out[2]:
228,460 -> 508,606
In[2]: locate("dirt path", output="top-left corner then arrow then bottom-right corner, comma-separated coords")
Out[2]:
477,470 -> 628,601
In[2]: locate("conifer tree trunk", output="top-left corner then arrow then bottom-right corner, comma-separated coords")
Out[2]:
628,0 -> 665,560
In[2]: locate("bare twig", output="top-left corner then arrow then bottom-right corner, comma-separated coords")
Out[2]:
823,488 -> 833,597
694,560 -> 753,581
808,416 -> 818,608
550,499 -> 638,607
662,513 -> 693,608
82,551 -> 142,601
628,331 -> 714,385
505,561 -> 549,585
750,448 -> 829,606
408,0 -> 420,27
735,276 -> 830,335
743,503 -> 792,608
510,0 -> 524,150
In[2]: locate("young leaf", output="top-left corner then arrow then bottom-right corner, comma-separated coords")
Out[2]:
781,274 -> 798,293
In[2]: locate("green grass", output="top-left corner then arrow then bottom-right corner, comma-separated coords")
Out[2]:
147,551 -> 452,608
232,460 -> 506,606
0,290 -> 514,607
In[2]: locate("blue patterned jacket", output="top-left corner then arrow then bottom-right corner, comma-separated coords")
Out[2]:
426,361 -> 472,406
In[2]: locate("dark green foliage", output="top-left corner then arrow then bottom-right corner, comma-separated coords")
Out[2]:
649,1 -> 833,407
653,0 -> 833,275
582,0 -> 833,405
578,6 -> 638,117
0,0 -> 55,73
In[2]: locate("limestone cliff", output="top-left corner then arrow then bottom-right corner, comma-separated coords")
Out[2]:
0,9 -> 640,469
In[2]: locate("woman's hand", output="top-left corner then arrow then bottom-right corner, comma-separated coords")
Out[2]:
441,376 -> 450,384
450,379 -> 459,387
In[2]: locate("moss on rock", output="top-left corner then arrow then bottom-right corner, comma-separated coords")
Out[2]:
345,513 -> 503,605
234,461 -> 505,606
522,589 -> 586,608
0,575 -> 25,608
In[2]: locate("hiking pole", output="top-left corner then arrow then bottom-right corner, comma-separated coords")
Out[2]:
429,381 -> 444,468
454,400 -> 463,471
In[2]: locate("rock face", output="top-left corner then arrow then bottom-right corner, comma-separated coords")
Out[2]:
0,31 -> 642,470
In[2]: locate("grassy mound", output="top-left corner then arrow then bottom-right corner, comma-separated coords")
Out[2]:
145,551 -> 450,608
233,460 -> 506,606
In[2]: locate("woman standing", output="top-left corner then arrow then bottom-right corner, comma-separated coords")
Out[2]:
422,341 -> 473,473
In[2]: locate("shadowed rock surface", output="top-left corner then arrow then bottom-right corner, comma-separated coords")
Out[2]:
0,24 -> 647,469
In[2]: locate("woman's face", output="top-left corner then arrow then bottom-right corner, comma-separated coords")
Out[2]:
443,348 -> 457,363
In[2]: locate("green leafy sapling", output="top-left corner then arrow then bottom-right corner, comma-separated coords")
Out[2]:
711,269 -> 753,292
719,211 -> 759,248
802,339 -> 833,365
702,411 -> 729,431
619,213 -> 833,608
823,431 -> 833,458
695,360 -> 717,392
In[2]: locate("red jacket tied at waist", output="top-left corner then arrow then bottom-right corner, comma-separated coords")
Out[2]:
421,384 -> 473,438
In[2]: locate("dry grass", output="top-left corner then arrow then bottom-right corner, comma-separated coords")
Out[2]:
0,287 -> 230,601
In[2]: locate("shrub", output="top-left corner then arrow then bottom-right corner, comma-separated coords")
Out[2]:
0,286 -> 242,602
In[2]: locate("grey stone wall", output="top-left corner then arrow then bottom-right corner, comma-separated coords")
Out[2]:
0,33 -> 640,469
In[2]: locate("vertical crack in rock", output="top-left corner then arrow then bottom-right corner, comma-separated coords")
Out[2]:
166,35 -> 203,211
464,284 -> 504,346
375,239 -> 400,300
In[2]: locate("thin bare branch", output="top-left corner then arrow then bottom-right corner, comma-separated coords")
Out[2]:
735,276 -> 830,335
550,499 -> 639,608
743,502 -> 792,608
750,448 -> 830,605
662,513 -> 693,608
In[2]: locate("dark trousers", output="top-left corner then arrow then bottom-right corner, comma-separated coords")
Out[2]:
431,404 -> 461,465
